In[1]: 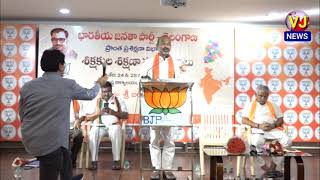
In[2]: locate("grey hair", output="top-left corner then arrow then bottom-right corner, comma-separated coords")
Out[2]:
256,85 -> 269,93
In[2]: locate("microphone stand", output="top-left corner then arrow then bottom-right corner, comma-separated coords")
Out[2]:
141,55 -> 168,80
94,62 -> 107,167
102,63 -> 106,77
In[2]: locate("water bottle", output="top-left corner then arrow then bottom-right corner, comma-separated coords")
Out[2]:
223,167 -> 229,180
194,163 -> 201,176
228,167 -> 235,180
123,160 -> 130,170
13,166 -> 22,179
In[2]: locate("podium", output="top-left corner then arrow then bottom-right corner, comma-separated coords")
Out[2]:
140,79 -> 194,126
139,79 -> 195,179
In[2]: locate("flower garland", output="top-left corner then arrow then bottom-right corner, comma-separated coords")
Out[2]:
226,136 -> 246,154
262,140 -> 284,156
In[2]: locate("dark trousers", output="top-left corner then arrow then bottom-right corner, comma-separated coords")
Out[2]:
70,129 -> 83,166
37,147 -> 72,180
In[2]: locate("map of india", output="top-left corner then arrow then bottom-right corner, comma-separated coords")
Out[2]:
200,67 -> 230,104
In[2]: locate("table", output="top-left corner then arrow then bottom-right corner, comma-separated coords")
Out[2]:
203,147 -> 312,180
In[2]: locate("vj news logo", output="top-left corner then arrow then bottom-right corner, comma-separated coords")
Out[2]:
284,10 -> 311,42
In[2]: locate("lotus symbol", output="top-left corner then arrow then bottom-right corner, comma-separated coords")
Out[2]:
144,87 -> 187,115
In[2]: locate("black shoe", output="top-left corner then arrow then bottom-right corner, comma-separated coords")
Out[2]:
250,145 -> 258,156
273,170 -> 283,177
112,161 -> 121,170
88,161 -> 97,170
163,171 -> 176,180
72,173 -> 83,180
150,171 -> 161,180
264,170 -> 283,178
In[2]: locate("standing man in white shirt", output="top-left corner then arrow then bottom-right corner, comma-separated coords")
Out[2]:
141,35 -> 186,180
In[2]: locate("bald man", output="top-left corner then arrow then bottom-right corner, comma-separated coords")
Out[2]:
141,35 -> 186,180
242,85 -> 291,177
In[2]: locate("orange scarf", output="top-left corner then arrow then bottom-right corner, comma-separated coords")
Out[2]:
248,100 -> 276,121
72,100 -> 80,113
152,53 -> 175,79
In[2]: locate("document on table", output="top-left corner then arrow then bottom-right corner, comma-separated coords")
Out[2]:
251,128 -> 264,134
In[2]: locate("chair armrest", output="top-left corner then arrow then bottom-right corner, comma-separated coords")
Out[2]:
121,120 -> 127,130
120,120 -> 126,168
282,125 -> 288,134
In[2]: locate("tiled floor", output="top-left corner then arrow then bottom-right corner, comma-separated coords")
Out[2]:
0,148 -> 319,180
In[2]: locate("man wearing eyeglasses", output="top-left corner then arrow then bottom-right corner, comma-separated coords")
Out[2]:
50,28 -> 78,60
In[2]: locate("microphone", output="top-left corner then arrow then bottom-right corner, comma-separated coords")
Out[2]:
142,54 -> 168,80
102,63 -> 106,76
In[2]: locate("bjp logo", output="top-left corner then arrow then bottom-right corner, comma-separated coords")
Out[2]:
144,87 -> 187,115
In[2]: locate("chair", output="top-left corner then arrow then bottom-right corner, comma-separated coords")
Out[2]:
78,121 -> 91,168
79,120 -> 127,169
236,125 -> 255,178
199,113 -> 234,176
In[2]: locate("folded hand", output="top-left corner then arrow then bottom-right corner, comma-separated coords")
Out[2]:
259,123 -> 275,131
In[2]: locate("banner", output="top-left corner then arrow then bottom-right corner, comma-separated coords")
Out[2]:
0,24 -> 37,141
3,24 -> 317,143
38,25 -> 234,142
234,28 -> 320,142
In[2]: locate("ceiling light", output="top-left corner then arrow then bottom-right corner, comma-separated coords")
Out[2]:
160,0 -> 187,8
266,12 -> 287,20
305,8 -> 320,16
59,8 -> 70,14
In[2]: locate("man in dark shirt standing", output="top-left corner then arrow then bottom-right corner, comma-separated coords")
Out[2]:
19,49 -> 108,180
49,27 -> 83,168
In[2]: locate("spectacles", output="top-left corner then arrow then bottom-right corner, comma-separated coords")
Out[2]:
51,38 -> 66,43
102,90 -> 112,93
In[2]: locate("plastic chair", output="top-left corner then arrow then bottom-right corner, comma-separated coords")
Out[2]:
199,113 -> 234,176
236,125 -> 255,178
79,120 -> 127,169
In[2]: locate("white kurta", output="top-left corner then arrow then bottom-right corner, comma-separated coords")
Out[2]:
242,101 -> 292,174
89,95 -> 127,161
140,54 -> 182,169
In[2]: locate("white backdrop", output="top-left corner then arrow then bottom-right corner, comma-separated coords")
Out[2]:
38,25 -> 234,122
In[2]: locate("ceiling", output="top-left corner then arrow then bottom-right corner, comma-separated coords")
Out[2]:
1,0 -> 319,24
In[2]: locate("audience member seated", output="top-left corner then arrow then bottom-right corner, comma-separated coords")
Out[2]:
69,100 -> 83,168
83,81 -> 128,170
242,85 -> 291,178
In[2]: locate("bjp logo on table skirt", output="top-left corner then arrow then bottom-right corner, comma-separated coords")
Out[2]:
143,87 -> 187,115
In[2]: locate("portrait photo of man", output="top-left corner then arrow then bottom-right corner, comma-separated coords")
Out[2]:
48,27 -> 78,77
50,28 -> 78,60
